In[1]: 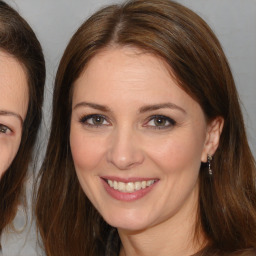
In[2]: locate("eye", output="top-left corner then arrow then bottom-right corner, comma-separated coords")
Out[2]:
145,115 -> 176,129
79,114 -> 110,127
0,124 -> 12,135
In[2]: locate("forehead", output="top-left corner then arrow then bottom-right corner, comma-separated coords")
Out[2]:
0,50 -> 29,120
73,47 -> 187,103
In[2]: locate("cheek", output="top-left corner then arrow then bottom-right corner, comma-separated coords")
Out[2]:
0,137 -> 21,177
146,132 -> 205,175
0,149 -> 12,177
70,127 -> 106,172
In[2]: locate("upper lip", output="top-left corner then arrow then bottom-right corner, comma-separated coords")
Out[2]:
101,176 -> 159,183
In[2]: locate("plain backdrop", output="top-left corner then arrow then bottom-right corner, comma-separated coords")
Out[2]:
2,0 -> 256,255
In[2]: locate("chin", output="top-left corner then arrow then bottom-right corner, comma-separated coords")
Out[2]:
102,209 -> 153,232
111,220 -> 149,233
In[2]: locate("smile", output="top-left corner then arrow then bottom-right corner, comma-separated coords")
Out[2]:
107,179 -> 156,193
101,176 -> 159,201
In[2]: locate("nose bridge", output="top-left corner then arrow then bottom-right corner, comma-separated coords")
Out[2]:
107,124 -> 144,170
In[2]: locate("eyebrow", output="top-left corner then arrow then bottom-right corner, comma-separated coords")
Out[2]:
139,103 -> 186,114
73,102 -> 111,112
73,102 -> 186,114
0,110 -> 23,125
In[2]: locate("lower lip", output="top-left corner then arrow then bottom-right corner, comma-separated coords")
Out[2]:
101,179 -> 158,202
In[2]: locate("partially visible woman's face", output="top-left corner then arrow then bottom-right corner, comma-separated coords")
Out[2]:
70,47 -> 213,232
0,51 -> 29,178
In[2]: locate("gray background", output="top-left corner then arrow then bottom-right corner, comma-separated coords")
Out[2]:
2,0 -> 256,255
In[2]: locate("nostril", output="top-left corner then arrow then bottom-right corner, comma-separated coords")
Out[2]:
106,132 -> 144,170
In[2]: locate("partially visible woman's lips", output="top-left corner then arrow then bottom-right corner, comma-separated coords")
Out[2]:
101,176 -> 159,201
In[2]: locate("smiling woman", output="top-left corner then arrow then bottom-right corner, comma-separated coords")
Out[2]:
70,47 -> 222,237
36,0 -> 256,255
0,0 -> 45,251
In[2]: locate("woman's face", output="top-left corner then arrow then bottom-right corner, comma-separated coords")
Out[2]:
70,47 -> 218,232
0,51 -> 29,178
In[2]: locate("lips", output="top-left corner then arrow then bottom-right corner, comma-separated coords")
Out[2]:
101,176 -> 159,201
107,179 -> 155,193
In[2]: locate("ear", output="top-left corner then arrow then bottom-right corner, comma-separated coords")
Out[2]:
201,116 -> 224,163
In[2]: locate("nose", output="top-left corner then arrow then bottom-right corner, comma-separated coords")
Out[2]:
107,127 -> 144,170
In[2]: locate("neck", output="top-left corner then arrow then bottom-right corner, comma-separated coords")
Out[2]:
118,188 -> 206,256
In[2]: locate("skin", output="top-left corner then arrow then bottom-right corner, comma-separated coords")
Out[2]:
70,47 -> 223,256
0,50 -> 29,178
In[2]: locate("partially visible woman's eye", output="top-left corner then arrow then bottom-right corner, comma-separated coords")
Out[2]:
146,115 -> 176,129
0,124 -> 12,135
79,114 -> 110,127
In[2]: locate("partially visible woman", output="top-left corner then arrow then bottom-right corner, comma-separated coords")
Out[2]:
36,0 -> 256,255
0,0 -> 45,250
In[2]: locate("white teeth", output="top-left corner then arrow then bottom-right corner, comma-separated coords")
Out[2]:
126,182 -> 134,192
135,181 -> 142,191
113,180 -> 118,190
119,182 -> 126,192
108,180 -> 113,187
107,179 -> 155,193
147,180 -> 154,186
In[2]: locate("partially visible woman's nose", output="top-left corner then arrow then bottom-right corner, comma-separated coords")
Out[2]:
106,127 -> 144,170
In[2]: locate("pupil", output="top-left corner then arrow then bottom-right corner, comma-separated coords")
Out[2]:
155,118 -> 166,126
0,127 -> 7,133
94,116 -> 103,124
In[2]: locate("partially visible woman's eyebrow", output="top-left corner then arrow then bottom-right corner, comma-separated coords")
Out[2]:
73,102 -> 186,114
0,110 -> 23,124
139,103 -> 186,114
73,102 -> 111,112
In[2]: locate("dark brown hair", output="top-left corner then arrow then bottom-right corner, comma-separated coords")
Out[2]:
0,0 -> 45,242
36,0 -> 256,255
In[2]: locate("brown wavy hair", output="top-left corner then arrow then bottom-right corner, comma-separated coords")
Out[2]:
36,0 -> 256,255
0,0 -> 45,244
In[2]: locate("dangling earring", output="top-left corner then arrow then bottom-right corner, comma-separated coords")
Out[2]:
207,154 -> 213,175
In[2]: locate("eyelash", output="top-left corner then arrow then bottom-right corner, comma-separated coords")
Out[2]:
145,115 -> 176,130
0,124 -> 12,135
79,114 -> 176,130
79,114 -> 110,128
